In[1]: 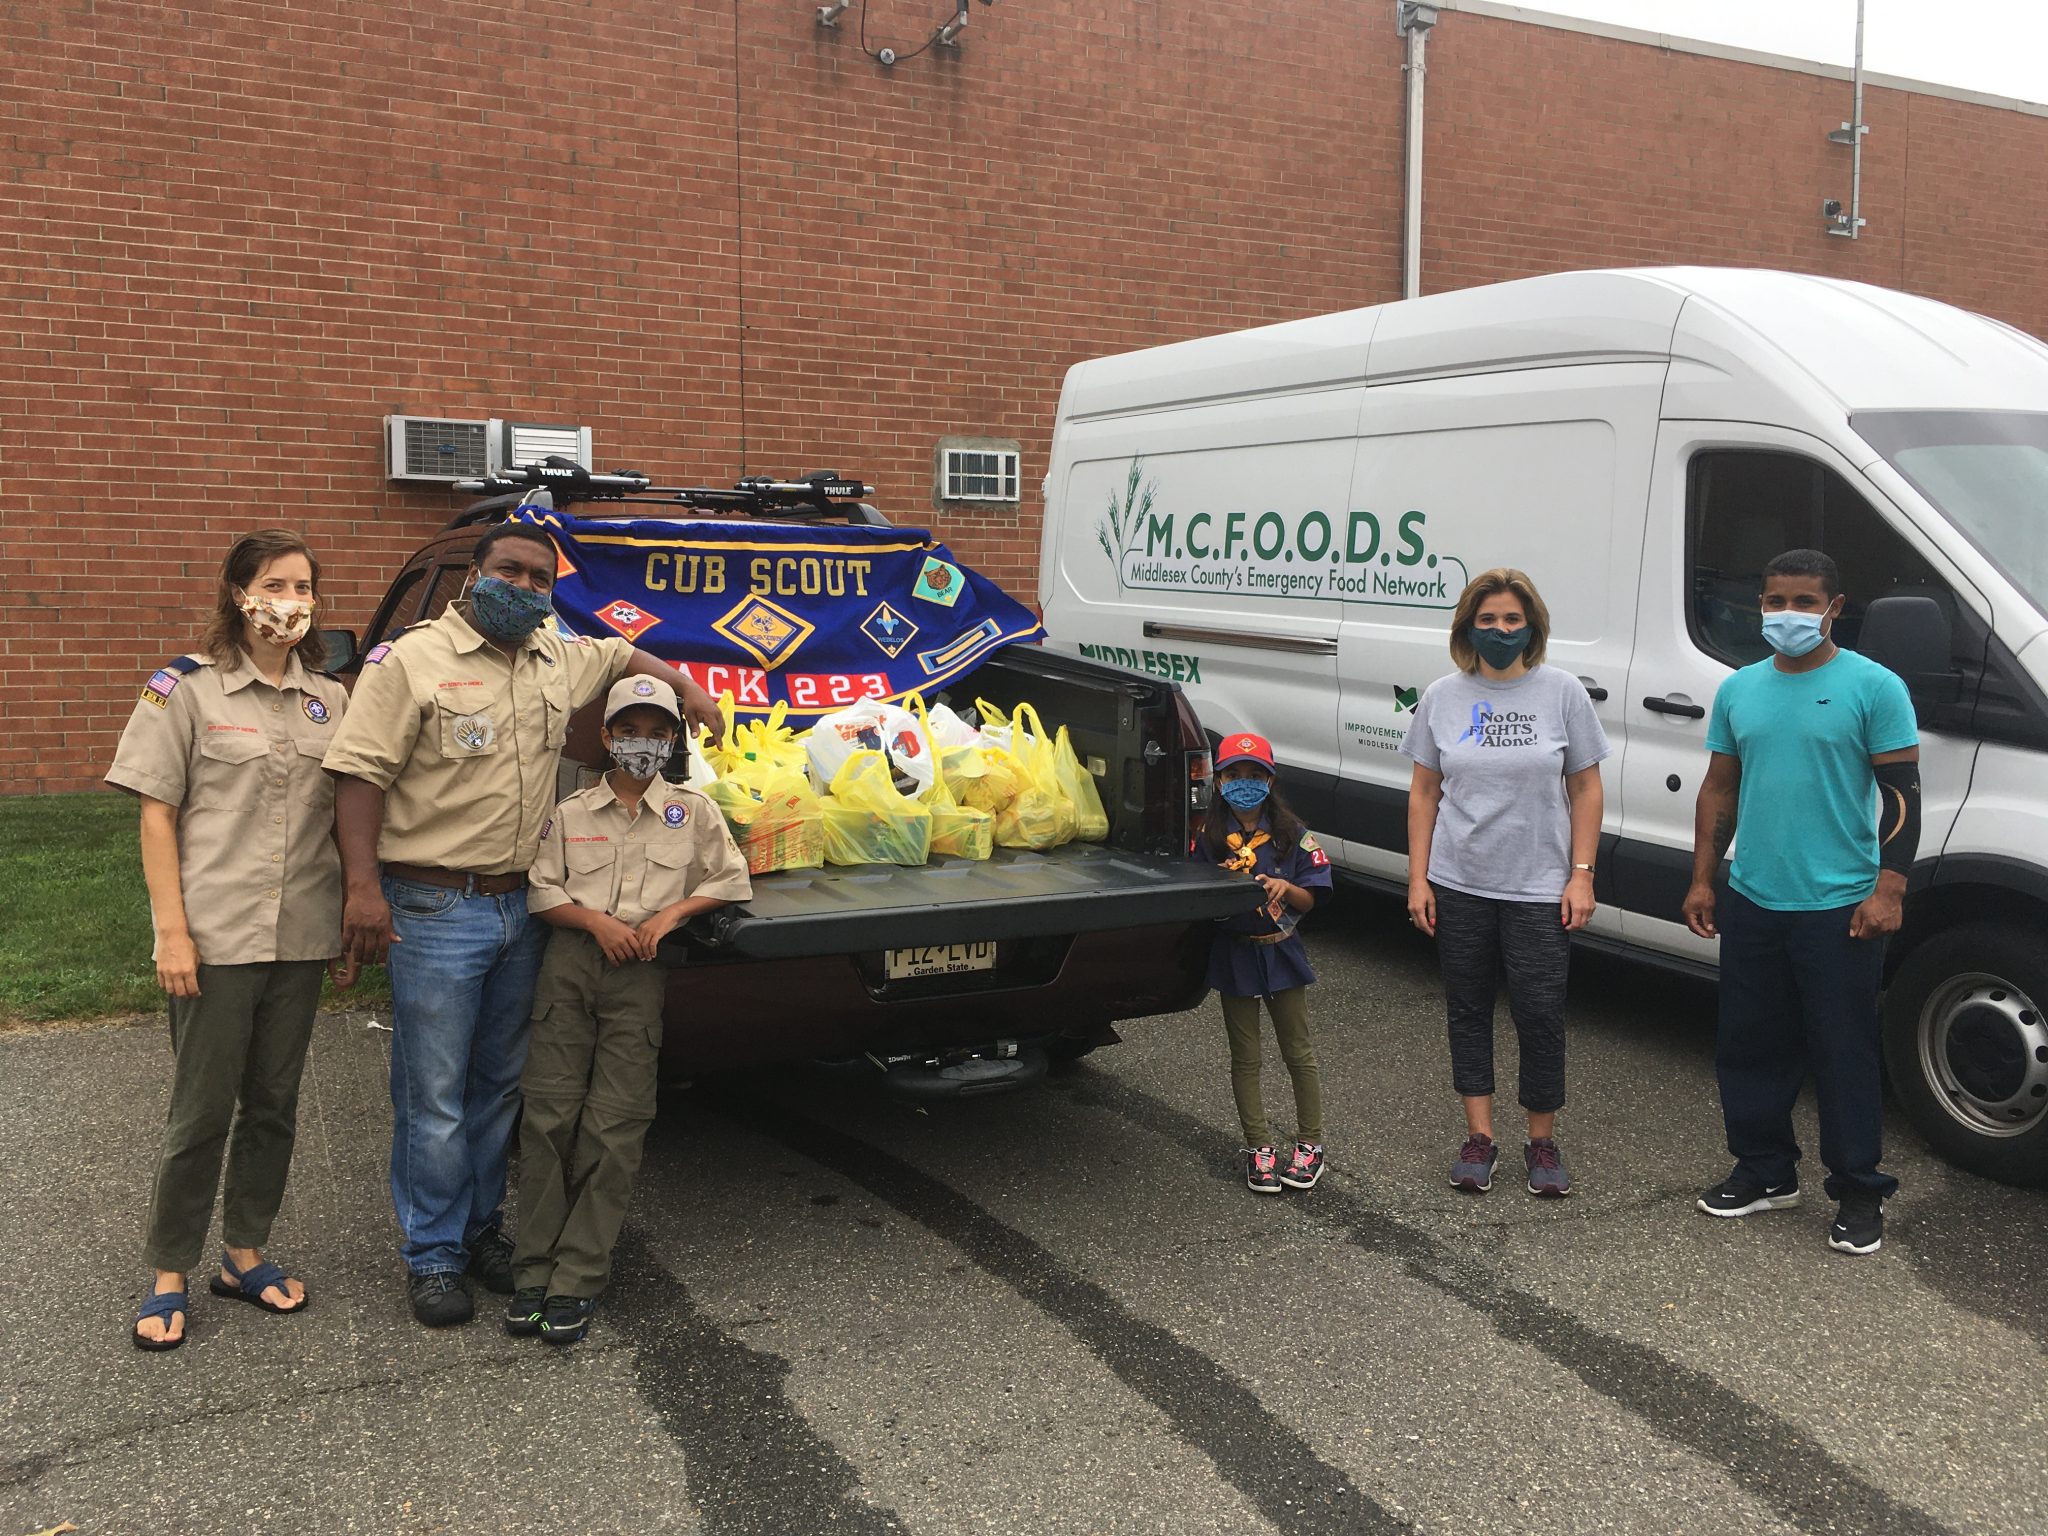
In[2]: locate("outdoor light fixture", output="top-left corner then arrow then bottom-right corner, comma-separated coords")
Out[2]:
816,0 -> 852,26
819,0 -> 993,65
933,4 -> 968,47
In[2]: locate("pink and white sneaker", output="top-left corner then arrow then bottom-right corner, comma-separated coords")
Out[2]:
1244,1146 -> 1283,1194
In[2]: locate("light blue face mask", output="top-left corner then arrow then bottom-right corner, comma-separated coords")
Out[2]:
1218,778 -> 1271,810
1761,609 -> 1828,658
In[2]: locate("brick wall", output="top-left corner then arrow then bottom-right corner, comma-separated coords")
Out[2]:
4,0 -> 2045,792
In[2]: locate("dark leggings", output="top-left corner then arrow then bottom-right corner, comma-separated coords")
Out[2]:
1434,883 -> 1570,1113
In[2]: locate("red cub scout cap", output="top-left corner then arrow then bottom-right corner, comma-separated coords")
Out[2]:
1215,732 -> 1276,772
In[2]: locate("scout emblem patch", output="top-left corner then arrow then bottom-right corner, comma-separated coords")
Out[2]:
911,556 -> 963,607
540,818 -> 553,840
633,679 -> 656,696
1302,831 -> 1329,868
452,712 -> 495,752
711,593 -> 815,670
860,601 -> 919,659
599,598 -> 661,642
663,802 -> 688,827
303,697 -> 330,724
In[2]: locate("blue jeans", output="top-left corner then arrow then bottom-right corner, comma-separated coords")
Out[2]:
383,876 -> 549,1276
1715,885 -> 1897,1203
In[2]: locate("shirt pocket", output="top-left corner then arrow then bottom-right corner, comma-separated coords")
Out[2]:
436,693 -> 502,760
564,841 -> 619,909
291,735 -> 335,807
541,679 -> 573,749
191,729 -> 274,809
639,843 -> 693,912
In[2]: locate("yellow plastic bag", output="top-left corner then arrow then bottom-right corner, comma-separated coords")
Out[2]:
1006,703 -> 1080,846
706,762 -> 824,875
708,696 -> 809,780
822,750 -> 933,866
1052,725 -> 1110,842
905,694 -> 994,860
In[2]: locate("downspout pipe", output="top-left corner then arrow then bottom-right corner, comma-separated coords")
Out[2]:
1827,0 -> 1868,237
1398,3 -> 1438,300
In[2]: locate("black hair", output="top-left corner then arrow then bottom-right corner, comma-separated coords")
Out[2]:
1197,769 -> 1306,860
473,520 -> 559,572
1762,548 -> 1840,599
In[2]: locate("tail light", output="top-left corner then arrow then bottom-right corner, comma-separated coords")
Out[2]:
1172,687 -> 1212,842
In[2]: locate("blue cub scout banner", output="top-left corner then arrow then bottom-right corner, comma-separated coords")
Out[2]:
516,509 -> 1045,718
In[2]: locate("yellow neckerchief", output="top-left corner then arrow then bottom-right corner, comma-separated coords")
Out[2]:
1219,827 -> 1270,873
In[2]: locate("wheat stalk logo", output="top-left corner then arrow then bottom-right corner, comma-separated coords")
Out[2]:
1097,457 -> 1157,587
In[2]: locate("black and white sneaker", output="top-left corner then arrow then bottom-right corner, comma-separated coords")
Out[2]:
1696,1173 -> 1802,1218
540,1294 -> 596,1346
504,1285 -> 547,1337
1828,1198 -> 1885,1255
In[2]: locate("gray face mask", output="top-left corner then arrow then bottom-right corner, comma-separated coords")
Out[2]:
608,736 -> 675,780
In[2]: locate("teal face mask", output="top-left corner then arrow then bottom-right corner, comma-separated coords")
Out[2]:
1470,624 -> 1532,670
469,575 -> 553,644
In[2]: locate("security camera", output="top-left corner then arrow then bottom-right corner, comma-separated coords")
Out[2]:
1822,199 -> 1843,218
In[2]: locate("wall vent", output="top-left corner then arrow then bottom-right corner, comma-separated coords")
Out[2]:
386,416 -> 492,482
496,420 -> 593,469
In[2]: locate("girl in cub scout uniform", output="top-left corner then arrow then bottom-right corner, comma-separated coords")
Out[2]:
105,530 -> 353,1350
507,675 -> 751,1345
1194,732 -> 1335,1195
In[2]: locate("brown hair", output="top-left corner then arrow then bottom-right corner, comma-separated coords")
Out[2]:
1447,567 -> 1551,674
199,529 -> 325,667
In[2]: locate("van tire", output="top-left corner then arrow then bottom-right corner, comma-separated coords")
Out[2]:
1882,923 -> 2048,1188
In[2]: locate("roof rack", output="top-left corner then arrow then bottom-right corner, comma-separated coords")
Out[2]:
447,459 -> 884,527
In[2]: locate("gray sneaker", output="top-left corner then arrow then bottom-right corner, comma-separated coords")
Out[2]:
1524,1137 -> 1572,1197
1450,1133 -> 1498,1192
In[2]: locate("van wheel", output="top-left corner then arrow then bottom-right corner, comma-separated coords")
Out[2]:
1882,924 -> 2048,1188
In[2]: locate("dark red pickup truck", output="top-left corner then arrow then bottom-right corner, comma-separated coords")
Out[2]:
330,474 -> 1255,1097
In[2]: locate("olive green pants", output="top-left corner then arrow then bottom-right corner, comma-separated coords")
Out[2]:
143,960 -> 325,1275
513,930 -> 668,1299
1220,987 -> 1324,1149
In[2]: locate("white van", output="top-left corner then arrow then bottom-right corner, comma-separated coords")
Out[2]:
1038,267 -> 2048,1186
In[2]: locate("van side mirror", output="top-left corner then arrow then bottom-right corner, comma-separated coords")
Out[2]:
1857,596 -> 1962,704
319,629 -> 360,674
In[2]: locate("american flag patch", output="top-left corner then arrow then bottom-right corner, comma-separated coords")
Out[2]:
140,669 -> 180,707
364,643 -> 392,665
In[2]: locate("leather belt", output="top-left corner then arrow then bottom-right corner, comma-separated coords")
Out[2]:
385,863 -> 527,896
1234,930 -> 1292,946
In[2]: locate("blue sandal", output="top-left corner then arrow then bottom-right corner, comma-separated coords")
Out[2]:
209,1252 -> 307,1315
132,1287 -> 188,1351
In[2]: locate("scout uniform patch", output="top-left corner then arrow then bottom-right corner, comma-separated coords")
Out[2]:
911,556 -> 963,607
663,802 -> 687,827
304,697 -> 330,724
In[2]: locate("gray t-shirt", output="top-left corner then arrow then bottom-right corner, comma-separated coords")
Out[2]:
1399,663 -> 1611,903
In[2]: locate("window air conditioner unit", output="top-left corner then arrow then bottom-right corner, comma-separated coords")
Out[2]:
386,416 -> 493,483
493,420 -> 593,469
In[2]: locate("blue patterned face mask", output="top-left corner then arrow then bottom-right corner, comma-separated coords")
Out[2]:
1218,778 -> 1271,810
468,575 -> 553,644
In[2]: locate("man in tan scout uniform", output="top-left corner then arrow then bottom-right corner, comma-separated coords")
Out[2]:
504,675 -> 750,1345
321,519 -> 721,1328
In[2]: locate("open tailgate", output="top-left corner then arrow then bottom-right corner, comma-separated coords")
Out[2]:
696,844 -> 1261,961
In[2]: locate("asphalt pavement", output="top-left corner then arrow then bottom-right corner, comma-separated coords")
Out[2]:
3,892 -> 2045,1536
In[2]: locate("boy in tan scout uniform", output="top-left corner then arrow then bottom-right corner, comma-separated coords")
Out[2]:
507,675 -> 751,1344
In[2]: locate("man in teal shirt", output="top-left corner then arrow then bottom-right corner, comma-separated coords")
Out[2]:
1683,549 -> 1921,1256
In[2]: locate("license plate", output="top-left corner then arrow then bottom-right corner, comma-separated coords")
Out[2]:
885,941 -> 997,980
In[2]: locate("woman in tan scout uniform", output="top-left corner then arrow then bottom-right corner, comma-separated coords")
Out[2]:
506,675 -> 750,1345
107,529 -> 353,1350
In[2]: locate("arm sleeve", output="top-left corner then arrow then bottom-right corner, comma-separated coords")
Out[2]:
688,808 -> 754,904
1704,677 -> 1738,757
526,810 -> 572,915
1290,833 -> 1335,895
564,635 -> 636,711
1399,689 -> 1440,771
104,677 -> 195,805
320,651 -> 420,788
1865,668 -> 1920,755
1561,676 -> 1613,775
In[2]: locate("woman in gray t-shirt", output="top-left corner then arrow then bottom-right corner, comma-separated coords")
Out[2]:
1400,567 -> 1610,1199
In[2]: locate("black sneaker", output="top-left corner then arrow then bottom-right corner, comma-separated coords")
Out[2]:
1244,1146 -> 1283,1195
1450,1133 -> 1498,1193
409,1270 -> 474,1328
466,1228 -> 517,1295
504,1285 -> 548,1337
540,1294 -> 596,1346
1696,1173 -> 1802,1218
1279,1142 -> 1326,1191
1828,1197 -> 1885,1255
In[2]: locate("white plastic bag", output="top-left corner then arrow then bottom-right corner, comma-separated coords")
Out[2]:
924,701 -> 983,750
682,726 -> 720,793
807,700 -> 935,799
